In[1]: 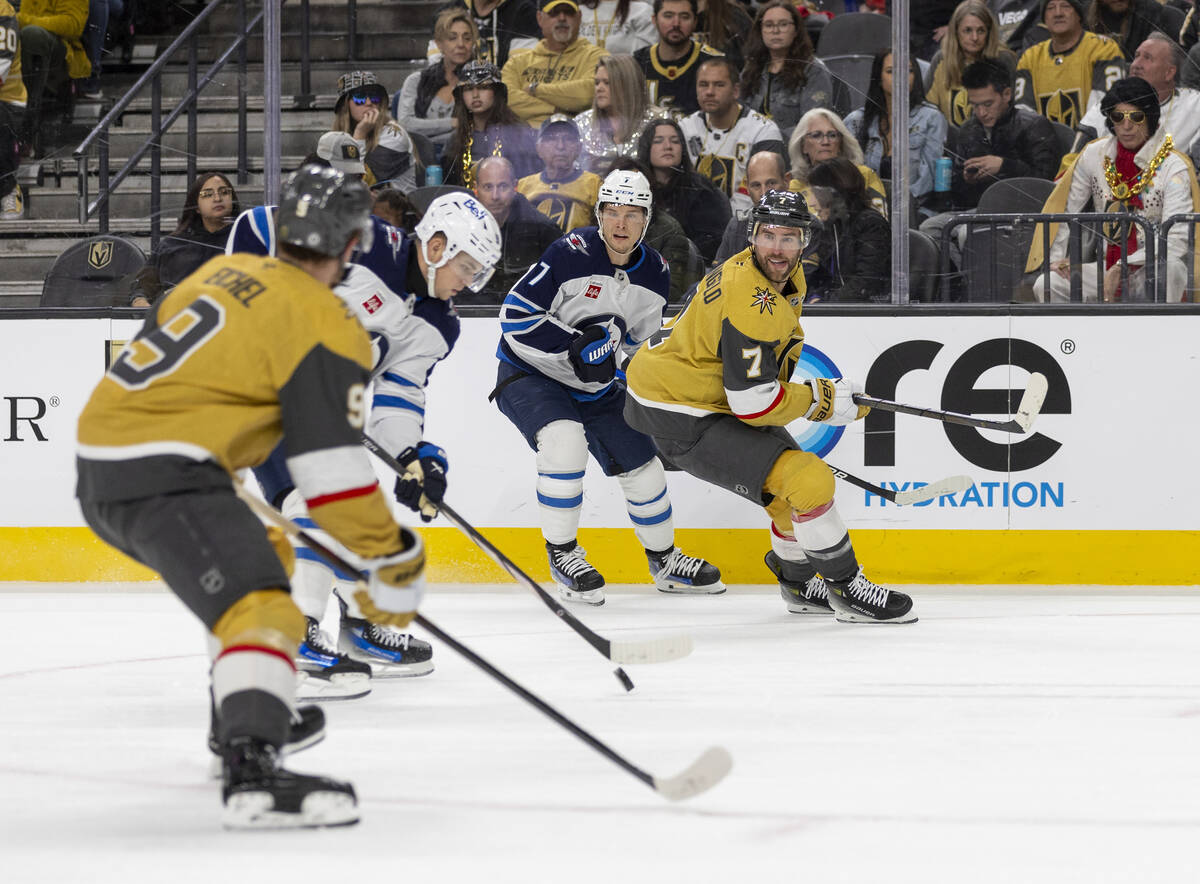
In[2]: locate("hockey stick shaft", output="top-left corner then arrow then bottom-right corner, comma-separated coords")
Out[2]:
851,393 -> 1025,432
232,481 -> 727,800
360,433 -> 690,669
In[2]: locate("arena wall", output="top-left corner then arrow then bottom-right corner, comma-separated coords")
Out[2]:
1,309 -> 1195,585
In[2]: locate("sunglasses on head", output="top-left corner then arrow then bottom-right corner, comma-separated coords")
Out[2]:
1108,110 -> 1146,124
350,92 -> 383,105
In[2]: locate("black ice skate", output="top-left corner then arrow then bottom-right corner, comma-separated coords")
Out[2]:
335,592 -> 435,678
825,567 -> 917,624
547,541 -> 606,605
295,617 -> 372,701
647,546 -> 725,594
221,736 -> 358,829
209,702 -> 326,760
764,551 -> 832,615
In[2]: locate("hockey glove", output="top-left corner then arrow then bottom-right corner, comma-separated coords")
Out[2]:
777,332 -> 805,383
352,528 -> 426,629
394,442 -> 448,522
804,378 -> 871,425
567,324 -> 618,384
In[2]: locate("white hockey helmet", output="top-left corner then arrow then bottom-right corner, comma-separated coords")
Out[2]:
414,192 -> 503,292
594,169 -> 653,251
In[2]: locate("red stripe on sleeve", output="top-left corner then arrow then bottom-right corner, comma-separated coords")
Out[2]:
307,482 -> 380,509
734,385 -> 785,421
217,644 -> 297,671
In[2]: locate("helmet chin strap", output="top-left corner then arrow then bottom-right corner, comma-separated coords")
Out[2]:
421,237 -> 447,296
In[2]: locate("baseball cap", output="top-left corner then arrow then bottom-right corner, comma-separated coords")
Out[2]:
541,0 -> 579,13
538,113 -> 580,139
316,131 -> 367,175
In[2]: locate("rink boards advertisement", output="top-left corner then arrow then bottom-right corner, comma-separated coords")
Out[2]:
0,313 -> 1196,585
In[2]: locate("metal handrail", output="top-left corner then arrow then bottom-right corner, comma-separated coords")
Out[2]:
72,0 -> 263,248
1157,214 -> 1200,302
940,211 -> 1158,303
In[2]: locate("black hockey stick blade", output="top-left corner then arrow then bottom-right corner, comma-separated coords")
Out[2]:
828,465 -> 974,506
231,484 -> 730,802
852,372 -> 1049,435
360,434 -> 693,668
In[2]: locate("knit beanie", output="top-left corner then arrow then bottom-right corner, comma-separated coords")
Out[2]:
1041,0 -> 1087,23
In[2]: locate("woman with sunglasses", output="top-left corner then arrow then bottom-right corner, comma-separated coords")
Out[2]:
737,0 -> 832,141
1030,76 -> 1200,303
844,47 -> 947,214
333,71 -> 418,190
926,1 -> 1016,128
131,171 -> 240,307
786,108 -> 888,218
444,60 -> 540,188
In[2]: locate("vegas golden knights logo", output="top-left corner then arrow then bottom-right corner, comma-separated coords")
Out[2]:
949,89 -> 970,127
1040,90 -> 1081,127
88,240 -> 114,270
540,196 -> 570,230
697,155 -> 735,198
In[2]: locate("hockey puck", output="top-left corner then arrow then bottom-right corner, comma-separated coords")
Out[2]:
614,667 -> 635,692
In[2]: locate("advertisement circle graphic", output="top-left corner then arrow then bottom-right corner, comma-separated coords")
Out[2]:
786,344 -> 844,459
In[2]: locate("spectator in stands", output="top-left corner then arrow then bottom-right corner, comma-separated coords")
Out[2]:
503,0 -> 607,127
1029,76 -> 1199,301
0,0 -> 26,220
437,0 -> 540,68
332,71 -> 418,190
737,1 -> 832,141
788,108 -> 889,217
517,113 -> 602,229
18,0 -> 89,157
1078,33 -> 1200,155
395,8 -> 479,154
636,115 -> 731,261
920,58 -> 1062,268
608,155 -> 705,299
444,60 -> 540,188
694,0 -> 752,68
576,0 -> 656,54
910,0 -> 962,61
469,156 -> 562,303
78,0 -> 121,99
371,186 -> 420,230
1086,0 -> 1175,62
680,56 -> 786,218
714,149 -> 790,262
633,0 -> 721,114
805,157 -> 891,302
844,48 -> 948,211
130,172 -> 241,308
927,1 -> 1018,128
1015,0 -> 1124,127
574,53 -> 663,172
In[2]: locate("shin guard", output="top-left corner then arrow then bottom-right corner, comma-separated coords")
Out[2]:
535,420 -> 588,546
617,458 -> 674,552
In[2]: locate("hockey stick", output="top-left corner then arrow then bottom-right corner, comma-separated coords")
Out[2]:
853,372 -> 1049,434
360,433 -> 694,675
827,465 -> 974,506
233,480 -> 732,803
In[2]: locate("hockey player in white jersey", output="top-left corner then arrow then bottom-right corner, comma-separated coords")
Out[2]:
493,168 -> 722,605
228,189 -> 502,691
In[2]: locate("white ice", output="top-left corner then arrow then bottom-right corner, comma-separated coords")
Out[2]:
2,584 -> 1199,883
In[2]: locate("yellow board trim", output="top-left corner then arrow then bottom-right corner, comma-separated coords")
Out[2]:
2,527 -> 1199,585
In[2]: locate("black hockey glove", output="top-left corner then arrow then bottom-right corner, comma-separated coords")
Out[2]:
567,324 -> 618,384
394,442 -> 448,522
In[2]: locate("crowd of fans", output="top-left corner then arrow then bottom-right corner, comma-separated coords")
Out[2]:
7,0 -> 1200,304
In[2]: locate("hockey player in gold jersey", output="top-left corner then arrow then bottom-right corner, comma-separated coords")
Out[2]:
624,190 -> 916,624
1015,0 -> 1124,128
76,166 -> 426,828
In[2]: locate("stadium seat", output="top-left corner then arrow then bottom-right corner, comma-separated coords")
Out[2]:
908,228 -> 941,301
823,54 -> 875,117
406,185 -> 476,216
815,13 -> 891,57
1049,120 -> 1075,158
40,236 -> 147,307
960,177 -> 1055,302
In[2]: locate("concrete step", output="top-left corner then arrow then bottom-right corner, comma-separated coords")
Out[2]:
0,217 -> 175,238
189,31 -> 428,63
32,156 -> 305,184
200,1 -> 443,35
143,60 -> 426,98
0,235 -> 153,278
27,184 -> 267,221
111,108 -> 331,133
0,281 -> 44,308
103,123 -> 335,159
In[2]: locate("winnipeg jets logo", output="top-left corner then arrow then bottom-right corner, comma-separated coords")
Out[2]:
750,287 -> 776,314
566,232 -> 590,254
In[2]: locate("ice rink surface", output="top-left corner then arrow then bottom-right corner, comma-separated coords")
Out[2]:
3,583 -> 1199,883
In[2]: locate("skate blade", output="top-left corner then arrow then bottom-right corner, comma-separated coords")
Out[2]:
785,602 -> 834,615
654,580 -> 726,595
360,659 -> 435,679
832,609 -> 919,625
557,586 -> 606,606
294,671 -> 372,702
222,790 -> 359,830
